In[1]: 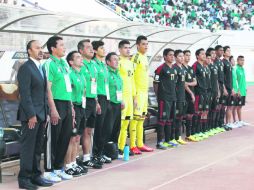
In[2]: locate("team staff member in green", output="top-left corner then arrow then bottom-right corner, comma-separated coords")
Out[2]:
103,52 -> 123,151
230,56 -> 239,127
78,39 -> 102,169
64,51 -> 87,177
91,41 -> 111,164
43,36 -> 73,182
235,55 -> 247,127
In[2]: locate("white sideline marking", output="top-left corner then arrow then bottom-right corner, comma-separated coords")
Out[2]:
44,148 -> 174,189
148,145 -> 254,190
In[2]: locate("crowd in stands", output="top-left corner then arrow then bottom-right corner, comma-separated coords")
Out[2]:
0,0 -> 41,9
104,0 -> 254,31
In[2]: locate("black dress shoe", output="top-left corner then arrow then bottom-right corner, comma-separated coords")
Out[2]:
18,179 -> 38,190
32,177 -> 53,187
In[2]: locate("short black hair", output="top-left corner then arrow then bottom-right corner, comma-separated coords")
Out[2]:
237,55 -> 244,59
195,48 -> 205,57
26,40 -> 37,56
118,40 -> 130,49
163,48 -> 174,57
136,35 -> 147,45
105,52 -> 117,64
66,50 -> 79,67
92,40 -> 104,51
215,45 -> 223,51
46,36 -> 63,54
223,46 -> 230,53
77,39 -> 90,53
229,55 -> 234,62
206,52 -> 211,57
206,47 -> 215,55
183,50 -> 191,55
174,49 -> 183,57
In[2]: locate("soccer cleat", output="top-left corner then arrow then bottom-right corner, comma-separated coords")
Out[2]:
170,139 -> 179,145
156,142 -> 167,150
97,156 -> 112,164
186,135 -> 198,142
167,141 -> 178,147
162,142 -> 171,148
204,132 -> 211,137
92,157 -> 104,166
220,127 -> 226,132
76,164 -> 88,175
199,132 -> 209,139
138,144 -> 154,152
103,155 -> 112,161
65,167 -> 82,177
177,137 -> 188,145
82,160 -> 102,169
192,134 -> 202,141
130,147 -> 142,155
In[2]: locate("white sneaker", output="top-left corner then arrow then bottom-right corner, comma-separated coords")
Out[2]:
240,121 -> 250,126
232,123 -> 239,128
231,122 -> 239,128
43,172 -> 61,183
54,169 -> 73,180
226,123 -> 233,128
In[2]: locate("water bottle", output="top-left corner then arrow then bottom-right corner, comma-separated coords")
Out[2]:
123,144 -> 129,161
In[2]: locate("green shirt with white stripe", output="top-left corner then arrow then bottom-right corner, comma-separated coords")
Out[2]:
44,55 -> 72,101
236,64 -> 246,96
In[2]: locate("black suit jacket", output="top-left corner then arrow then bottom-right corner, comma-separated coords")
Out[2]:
17,58 -> 48,122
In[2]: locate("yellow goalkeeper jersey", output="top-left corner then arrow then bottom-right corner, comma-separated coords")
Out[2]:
131,52 -> 149,93
118,56 -> 136,96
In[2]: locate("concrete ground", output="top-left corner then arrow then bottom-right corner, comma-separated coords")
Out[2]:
1,87 -> 254,190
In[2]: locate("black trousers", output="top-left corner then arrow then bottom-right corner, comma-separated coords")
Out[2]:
93,95 -> 109,157
18,121 -> 45,180
45,100 -> 72,171
105,102 -> 121,144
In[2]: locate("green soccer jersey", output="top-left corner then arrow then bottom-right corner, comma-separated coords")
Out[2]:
69,68 -> 86,105
93,58 -> 109,97
44,55 -> 72,101
80,59 -> 98,98
108,66 -> 123,104
236,64 -> 246,96
232,66 -> 238,93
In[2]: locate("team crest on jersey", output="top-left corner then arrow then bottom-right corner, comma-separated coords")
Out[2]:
127,70 -> 132,77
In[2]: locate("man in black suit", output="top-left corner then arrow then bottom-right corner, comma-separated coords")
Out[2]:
17,40 -> 53,189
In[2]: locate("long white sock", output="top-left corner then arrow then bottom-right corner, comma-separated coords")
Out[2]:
83,154 -> 90,162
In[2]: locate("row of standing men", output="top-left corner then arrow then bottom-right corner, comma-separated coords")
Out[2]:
17,36 -> 155,189
153,46 -> 247,150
